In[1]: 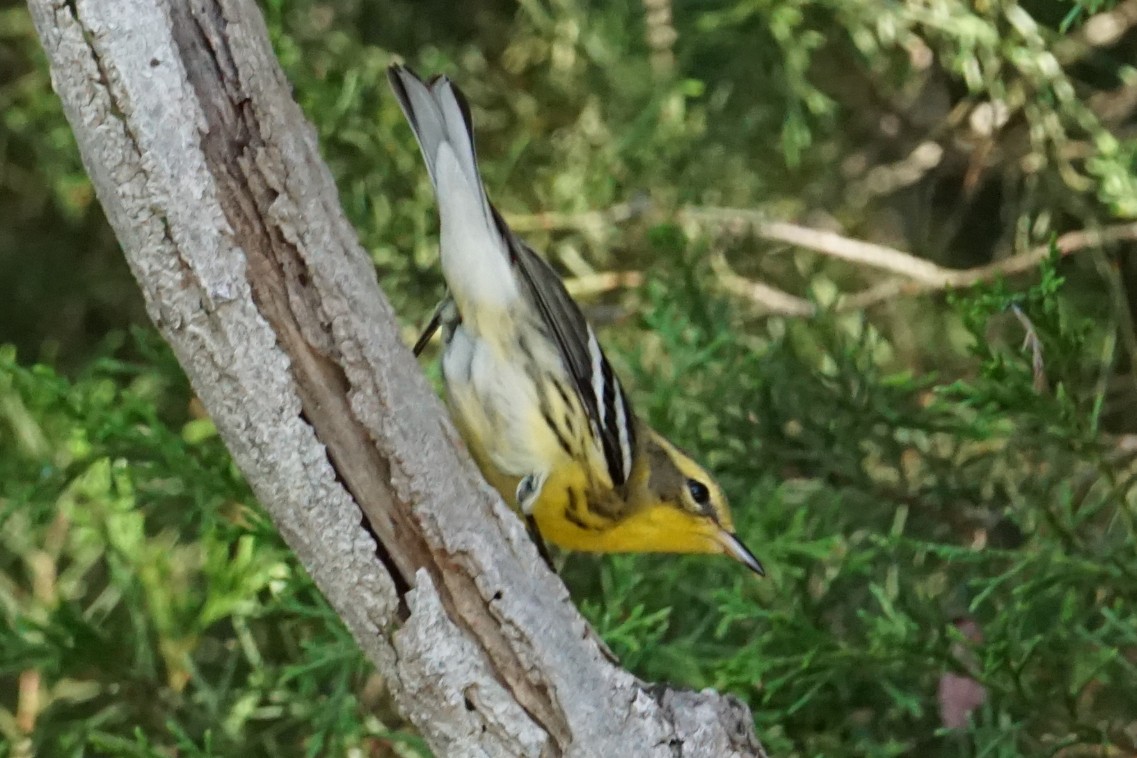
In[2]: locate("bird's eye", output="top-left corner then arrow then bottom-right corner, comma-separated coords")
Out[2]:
686,479 -> 710,506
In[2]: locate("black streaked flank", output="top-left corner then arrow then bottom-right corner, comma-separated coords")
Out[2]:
563,487 -> 592,530
565,486 -> 605,531
542,408 -> 574,456
553,380 -> 573,411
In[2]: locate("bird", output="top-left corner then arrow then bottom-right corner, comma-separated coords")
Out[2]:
388,64 -> 764,576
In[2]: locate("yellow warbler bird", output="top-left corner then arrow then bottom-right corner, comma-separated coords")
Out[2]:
389,64 -> 763,575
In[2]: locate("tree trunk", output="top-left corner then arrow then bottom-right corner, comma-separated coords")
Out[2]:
26,0 -> 766,755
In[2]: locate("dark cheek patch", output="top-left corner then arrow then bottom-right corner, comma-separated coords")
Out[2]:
646,445 -> 684,497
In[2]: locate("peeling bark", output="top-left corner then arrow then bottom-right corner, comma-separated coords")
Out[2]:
26,0 -> 768,755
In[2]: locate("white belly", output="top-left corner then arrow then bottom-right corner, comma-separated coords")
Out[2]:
441,324 -> 566,481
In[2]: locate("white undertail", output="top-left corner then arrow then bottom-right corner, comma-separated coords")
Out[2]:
389,67 -> 519,315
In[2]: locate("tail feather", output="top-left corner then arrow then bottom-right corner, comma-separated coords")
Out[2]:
389,64 -> 519,313
387,65 -> 494,233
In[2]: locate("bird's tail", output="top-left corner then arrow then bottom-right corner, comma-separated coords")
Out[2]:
388,65 -> 516,312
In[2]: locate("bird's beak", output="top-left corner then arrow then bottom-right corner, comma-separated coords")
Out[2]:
717,530 -> 765,576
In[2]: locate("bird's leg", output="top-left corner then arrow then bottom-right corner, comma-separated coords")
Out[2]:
518,472 -> 558,572
524,514 -> 556,572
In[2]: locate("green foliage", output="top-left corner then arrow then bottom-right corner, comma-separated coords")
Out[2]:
0,340 -> 425,757
562,247 -> 1136,757
3,0 -> 1137,756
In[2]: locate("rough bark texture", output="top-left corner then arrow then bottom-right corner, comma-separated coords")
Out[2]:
27,1 -> 767,755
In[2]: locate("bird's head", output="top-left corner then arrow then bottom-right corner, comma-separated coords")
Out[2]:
604,428 -> 764,575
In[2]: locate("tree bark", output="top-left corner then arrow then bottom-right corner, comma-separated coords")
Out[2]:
27,1 -> 766,755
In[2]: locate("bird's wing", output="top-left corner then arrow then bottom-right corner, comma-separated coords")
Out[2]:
497,212 -> 636,487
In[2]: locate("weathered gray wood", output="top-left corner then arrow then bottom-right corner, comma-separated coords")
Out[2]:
26,0 -> 766,755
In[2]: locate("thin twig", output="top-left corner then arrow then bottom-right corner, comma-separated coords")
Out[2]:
831,222 -> 1137,311
685,207 -> 1137,289
503,200 -> 644,234
503,201 -> 1137,316
563,270 -> 645,297
696,210 -> 952,284
1010,304 -> 1048,393
709,251 -> 815,316
846,141 -> 946,203
686,208 -> 1137,313
833,277 -> 912,313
